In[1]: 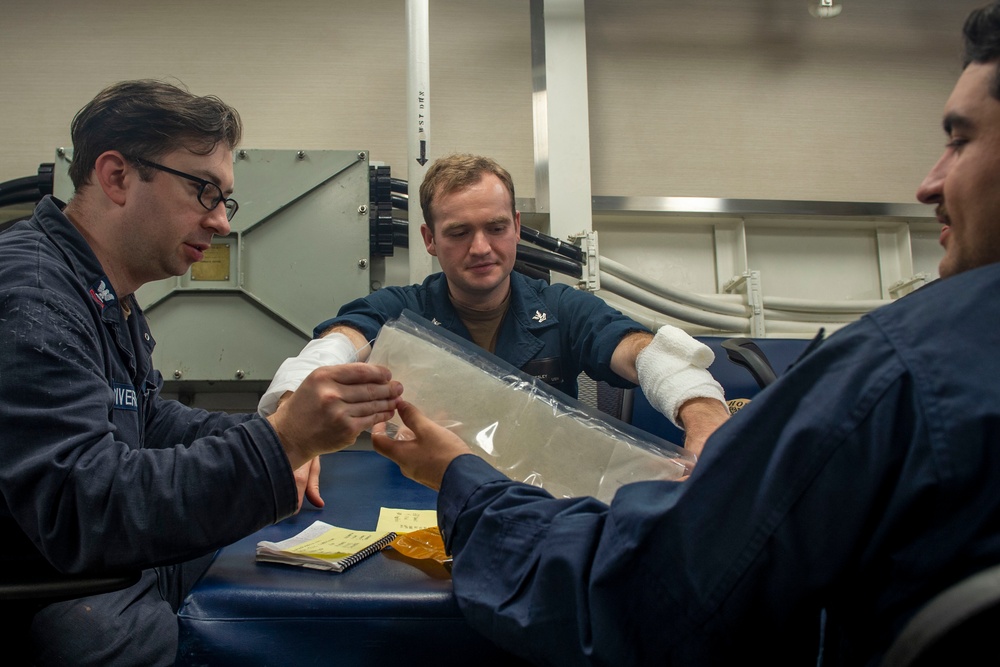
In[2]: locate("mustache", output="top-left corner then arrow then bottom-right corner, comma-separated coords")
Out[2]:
936,205 -> 951,226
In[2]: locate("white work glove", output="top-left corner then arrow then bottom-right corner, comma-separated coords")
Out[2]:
257,334 -> 358,417
635,325 -> 726,428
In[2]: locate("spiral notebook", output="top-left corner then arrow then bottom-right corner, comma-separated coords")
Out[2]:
256,521 -> 398,573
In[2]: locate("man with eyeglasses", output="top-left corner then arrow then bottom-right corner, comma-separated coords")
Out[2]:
128,156 -> 240,221
0,79 -> 402,666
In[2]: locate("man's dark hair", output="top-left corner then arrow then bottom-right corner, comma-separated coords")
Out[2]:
963,1 -> 1000,99
67,79 -> 243,190
419,154 -> 516,232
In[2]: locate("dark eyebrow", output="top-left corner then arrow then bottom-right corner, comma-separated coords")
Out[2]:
188,167 -> 221,186
190,167 -> 233,196
943,111 -> 973,135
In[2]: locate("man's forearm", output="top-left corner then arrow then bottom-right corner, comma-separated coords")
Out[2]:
320,324 -> 371,361
609,330 -> 654,383
675,396 -> 731,457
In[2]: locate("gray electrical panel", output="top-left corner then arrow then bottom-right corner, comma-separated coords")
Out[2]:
53,148 -> 372,388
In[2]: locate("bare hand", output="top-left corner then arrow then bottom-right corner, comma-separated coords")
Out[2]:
268,362 -> 403,470
293,458 -> 323,512
371,401 -> 473,491
677,396 -> 731,457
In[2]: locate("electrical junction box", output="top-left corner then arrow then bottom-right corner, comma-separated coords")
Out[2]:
53,148 -> 372,386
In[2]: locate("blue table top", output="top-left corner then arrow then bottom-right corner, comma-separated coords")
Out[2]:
179,449 -> 454,619
177,450 -> 529,666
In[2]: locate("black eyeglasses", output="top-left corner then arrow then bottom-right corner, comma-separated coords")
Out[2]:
129,156 -> 239,221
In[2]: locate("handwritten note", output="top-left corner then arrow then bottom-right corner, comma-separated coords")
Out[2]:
376,507 -> 438,535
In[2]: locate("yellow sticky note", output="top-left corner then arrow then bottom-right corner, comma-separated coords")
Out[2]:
376,507 -> 438,535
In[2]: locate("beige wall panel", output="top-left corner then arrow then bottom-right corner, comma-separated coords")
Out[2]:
0,0 -> 534,196
586,0 -> 985,203
0,1 -> 984,206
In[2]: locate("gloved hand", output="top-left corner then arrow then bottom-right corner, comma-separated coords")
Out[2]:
636,325 -> 726,427
258,334 -> 358,417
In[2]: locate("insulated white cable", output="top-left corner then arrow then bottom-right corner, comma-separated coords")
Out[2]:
603,284 -> 849,337
599,255 -> 887,322
599,256 -> 748,317
760,307 -> 862,323
599,274 -> 747,331
762,295 -> 890,314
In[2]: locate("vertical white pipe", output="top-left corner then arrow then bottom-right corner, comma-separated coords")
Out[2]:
539,0 -> 593,246
529,0 -> 550,213
407,0 -> 434,283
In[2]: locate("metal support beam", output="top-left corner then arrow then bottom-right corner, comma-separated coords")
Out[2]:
724,270 -> 767,337
714,218 -> 749,293
877,223 -> 924,299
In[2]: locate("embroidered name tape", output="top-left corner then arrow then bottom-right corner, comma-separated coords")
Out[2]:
114,383 -> 138,411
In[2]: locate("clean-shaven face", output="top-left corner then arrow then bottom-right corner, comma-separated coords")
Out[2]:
421,174 -> 520,309
123,145 -> 234,287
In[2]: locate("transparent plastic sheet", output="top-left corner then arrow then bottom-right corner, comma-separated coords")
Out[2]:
368,312 -> 696,503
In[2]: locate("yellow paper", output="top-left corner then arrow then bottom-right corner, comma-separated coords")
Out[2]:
376,508 -> 438,535
287,526 -> 383,560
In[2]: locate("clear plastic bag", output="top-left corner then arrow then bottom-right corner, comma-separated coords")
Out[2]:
368,312 -> 695,503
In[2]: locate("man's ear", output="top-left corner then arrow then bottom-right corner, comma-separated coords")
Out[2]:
92,151 -> 130,206
420,223 -> 437,256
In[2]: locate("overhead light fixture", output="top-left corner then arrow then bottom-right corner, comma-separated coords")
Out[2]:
809,0 -> 843,18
